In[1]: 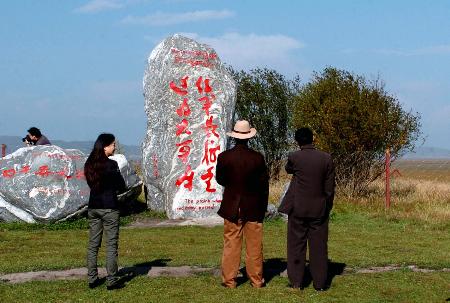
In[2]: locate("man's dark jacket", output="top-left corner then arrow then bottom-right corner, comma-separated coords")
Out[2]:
279,144 -> 335,218
86,159 -> 126,209
216,143 -> 269,223
35,135 -> 51,145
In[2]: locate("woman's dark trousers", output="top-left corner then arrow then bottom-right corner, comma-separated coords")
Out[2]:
87,209 -> 120,286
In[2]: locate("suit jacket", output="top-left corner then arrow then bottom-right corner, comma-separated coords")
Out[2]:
279,144 -> 335,218
87,159 -> 126,209
216,143 -> 269,223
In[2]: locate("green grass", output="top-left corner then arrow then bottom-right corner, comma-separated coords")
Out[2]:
1,200 -> 449,302
0,209 -> 166,232
1,271 -> 449,303
0,214 -> 134,231
1,205 -> 449,274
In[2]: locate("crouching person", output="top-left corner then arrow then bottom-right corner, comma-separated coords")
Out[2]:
84,133 -> 126,290
215,120 -> 269,288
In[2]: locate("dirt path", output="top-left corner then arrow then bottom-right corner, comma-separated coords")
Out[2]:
1,266 -> 218,284
124,217 -> 223,228
2,265 -> 448,284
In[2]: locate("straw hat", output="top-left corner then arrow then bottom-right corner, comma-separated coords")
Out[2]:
226,120 -> 257,139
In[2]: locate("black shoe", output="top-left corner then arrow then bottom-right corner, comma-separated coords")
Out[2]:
107,282 -> 125,290
88,278 -> 103,289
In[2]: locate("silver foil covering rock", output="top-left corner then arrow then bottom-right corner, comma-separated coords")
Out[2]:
0,146 -> 142,223
142,34 -> 236,219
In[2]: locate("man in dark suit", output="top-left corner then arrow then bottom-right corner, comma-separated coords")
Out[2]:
279,127 -> 335,291
216,120 -> 269,288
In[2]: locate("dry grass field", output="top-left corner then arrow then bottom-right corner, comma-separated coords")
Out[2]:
269,159 -> 450,226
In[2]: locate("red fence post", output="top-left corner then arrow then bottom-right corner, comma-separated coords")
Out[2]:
1,144 -> 6,158
385,148 -> 391,208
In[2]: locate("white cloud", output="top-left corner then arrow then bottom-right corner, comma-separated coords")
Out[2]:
178,32 -> 305,74
121,10 -> 235,26
74,0 -> 123,13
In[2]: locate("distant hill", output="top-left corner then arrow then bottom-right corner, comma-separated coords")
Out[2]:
2,135 -> 449,161
402,146 -> 450,159
0,135 -> 141,161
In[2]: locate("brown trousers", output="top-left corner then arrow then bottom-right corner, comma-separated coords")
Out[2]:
221,219 -> 264,288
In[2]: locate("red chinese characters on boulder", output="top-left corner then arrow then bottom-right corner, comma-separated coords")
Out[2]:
176,98 -> 191,117
169,74 -> 221,194
200,166 -> 216,193
171,48 -> 218,68
197,76 -> 220,193
176,139 -> 192,164
1,165 -> 84,180
175,165 -> 194,191
195,76 -> 212,94
203,115 -> 219,138
2,169 -> 15,178
152,154 -> 159,178
170,75 -> 195,190
170,76 -> 188,96
20,165 -> 31,174
35,165 -> 52,177
176,119 -> 192,136
54,169 -> 69,177
2,165 -> 32,178
75,170 -> 86,180
202,140 -> 220,166
196,76 -> 215,116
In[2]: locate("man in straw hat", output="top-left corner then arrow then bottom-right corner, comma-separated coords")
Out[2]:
215,120 -> 269,288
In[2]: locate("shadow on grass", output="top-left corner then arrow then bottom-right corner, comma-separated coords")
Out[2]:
263,258 -> 287,284
118,258 -> 172,283
237,258 -> 346,287
302,260 -> 346,288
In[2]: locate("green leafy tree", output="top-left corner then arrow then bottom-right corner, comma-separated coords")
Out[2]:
292,67 -> 421,195
230,68 -> 301,179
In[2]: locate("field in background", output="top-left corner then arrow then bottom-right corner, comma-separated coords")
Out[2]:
269,159 -> 450,226
392,159 -> 450,182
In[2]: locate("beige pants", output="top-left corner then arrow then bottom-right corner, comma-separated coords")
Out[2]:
221,219 -> 264,288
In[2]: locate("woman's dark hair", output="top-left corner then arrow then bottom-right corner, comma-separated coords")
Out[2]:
84,133 -> 115,190
295,127 -> 313,146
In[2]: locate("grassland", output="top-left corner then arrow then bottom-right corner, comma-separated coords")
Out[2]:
1,271 -> 449,303
0,160 -> 449,302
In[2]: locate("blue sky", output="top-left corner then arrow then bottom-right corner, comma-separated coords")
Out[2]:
0,0 -> 449,148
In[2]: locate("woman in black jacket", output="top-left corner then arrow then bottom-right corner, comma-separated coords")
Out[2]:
84,133 -> 126,290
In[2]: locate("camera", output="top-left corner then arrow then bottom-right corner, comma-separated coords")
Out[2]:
22,135 -> 34,145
